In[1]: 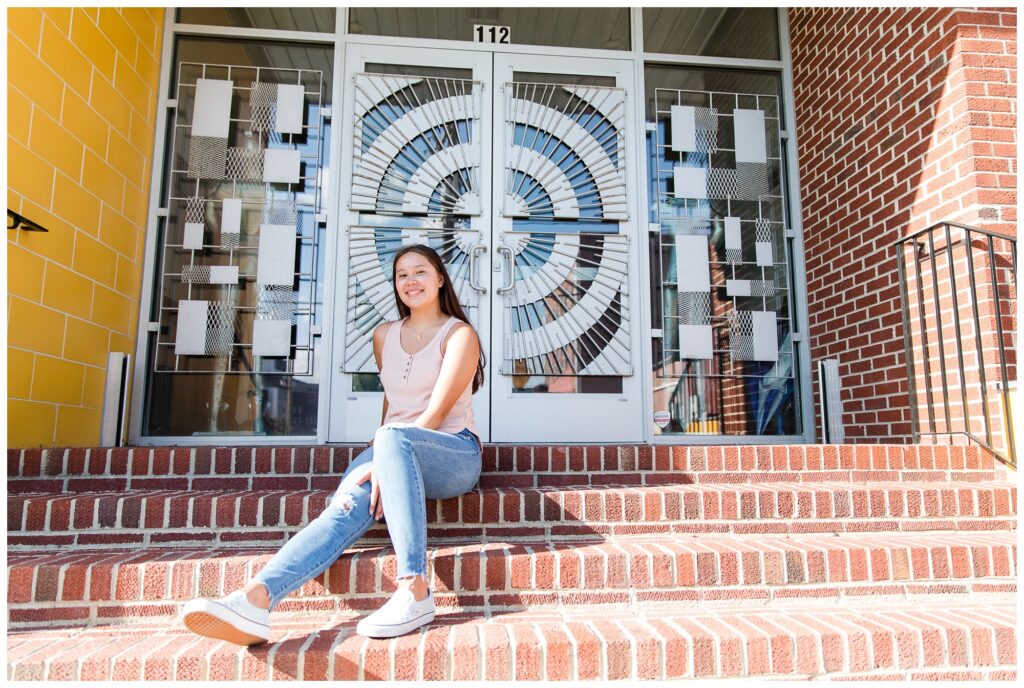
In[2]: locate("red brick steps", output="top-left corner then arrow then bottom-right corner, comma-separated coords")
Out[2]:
6,601 -> 1017,680
6,532 -> 1016,629
7,481 -> 1015,550
6,442 -> 1016,680
7,444 -> 1006,492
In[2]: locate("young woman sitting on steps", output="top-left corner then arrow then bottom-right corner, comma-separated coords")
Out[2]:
180,244 -> 485,643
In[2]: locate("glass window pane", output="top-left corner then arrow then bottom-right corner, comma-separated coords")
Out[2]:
349,8 -> 631,51
643,8 -> 780,60
177,8 -> 336,33
644,64 -> 800,437
143,36 -> 333,437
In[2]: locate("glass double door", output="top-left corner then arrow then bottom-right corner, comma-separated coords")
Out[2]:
329,44 -> 644,443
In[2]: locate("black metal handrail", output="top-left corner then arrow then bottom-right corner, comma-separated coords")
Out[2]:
895,221 -> 1016,468
7,209 -> 49,232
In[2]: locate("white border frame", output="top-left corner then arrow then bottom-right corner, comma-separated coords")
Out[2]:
130,8 -> 813,447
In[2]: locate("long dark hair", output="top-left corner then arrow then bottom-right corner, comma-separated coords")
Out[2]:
391,244 -> 486,394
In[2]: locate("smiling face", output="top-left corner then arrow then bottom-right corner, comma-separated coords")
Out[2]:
394,251 -> 444,310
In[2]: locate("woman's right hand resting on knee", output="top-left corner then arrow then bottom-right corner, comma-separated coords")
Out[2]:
354,463 -> 384,520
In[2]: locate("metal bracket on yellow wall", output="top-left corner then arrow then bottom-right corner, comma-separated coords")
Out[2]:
7,210 -> 48,232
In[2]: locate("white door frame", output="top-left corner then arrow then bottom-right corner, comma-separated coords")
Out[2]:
327,45 -> 646,443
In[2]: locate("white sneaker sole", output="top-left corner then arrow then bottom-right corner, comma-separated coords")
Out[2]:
356,608 -> 435,638
181,599 -> 270,646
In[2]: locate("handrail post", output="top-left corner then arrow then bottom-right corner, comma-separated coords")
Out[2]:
896,238 -> 919,443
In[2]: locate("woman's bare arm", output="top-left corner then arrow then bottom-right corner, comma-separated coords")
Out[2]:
415,323 -> 479,430
370,322 -> 391,442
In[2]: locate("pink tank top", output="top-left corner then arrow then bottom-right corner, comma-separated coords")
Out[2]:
379,315 -> 479,443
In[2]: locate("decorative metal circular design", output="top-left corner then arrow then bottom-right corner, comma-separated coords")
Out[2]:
350,73 -> 483,216
500,231 -> 631,376
503,83 -> 628,222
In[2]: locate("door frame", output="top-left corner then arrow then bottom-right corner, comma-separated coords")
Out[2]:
326,43 -> 646,444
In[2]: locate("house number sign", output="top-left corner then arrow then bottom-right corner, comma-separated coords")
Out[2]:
473,24 -> 511,44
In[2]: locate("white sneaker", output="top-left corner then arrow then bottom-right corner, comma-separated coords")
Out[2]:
356,587 -> 435,638
180,590 -> 271,646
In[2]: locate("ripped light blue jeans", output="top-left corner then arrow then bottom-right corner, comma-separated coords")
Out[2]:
251,423 -> 482,610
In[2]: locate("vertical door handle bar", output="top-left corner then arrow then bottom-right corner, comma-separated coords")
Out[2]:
496,245 -> 515,294
469,243 -> 487,292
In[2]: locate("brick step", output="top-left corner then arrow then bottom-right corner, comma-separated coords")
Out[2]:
8,467 -> 1006,495
7,444 -> 1003,486
6,532 -> 1016,628
7,481 -> 1016,549
6,600 -> 1016,680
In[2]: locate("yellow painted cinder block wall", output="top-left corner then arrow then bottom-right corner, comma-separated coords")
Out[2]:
7,8 -> 164,447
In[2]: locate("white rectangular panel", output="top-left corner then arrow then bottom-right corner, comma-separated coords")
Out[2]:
253,319 -> 292,357
275,84 -> 305,134
183,223 -> 204,249
670,105 -> 697,152
257,224 -> 297,285
752,311 -> 779,362
263,148 -> 301,183
673,167 -> 707,199
678,324 -> 713,360
676,235 -> 710,291
756,241 -> 774,266
724,216 -> 742,250
726,279 -> 751,297
191,79 -> 233,138
221,198 -> 242,233
175,300 -> 208,355
209,265 -> 239,284
734,109 -> 767,163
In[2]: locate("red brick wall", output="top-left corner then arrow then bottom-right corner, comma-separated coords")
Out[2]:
789,7 -> 1017,444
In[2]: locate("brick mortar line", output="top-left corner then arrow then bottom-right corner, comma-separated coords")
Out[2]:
7,519 -> 1019,550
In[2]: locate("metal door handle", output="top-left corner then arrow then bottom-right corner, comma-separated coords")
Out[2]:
469,243 -> 487,293
496,246 -> 515,294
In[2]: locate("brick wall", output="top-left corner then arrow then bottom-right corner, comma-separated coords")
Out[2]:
789,7 -> 1017,443
7,8 -> 164,447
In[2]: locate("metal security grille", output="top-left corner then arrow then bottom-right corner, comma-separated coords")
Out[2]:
652,87 -> 791,371
349,73 -> 483,216
650,86 -> 795,435
155,62 -> 325,375
499,231 -> 631,376
503,82 -> 628,221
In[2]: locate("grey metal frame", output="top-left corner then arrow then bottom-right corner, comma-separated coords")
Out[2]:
130,8 -> 814,446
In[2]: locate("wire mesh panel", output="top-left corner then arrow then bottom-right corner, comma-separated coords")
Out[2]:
156,62 -> 325,376
349,73 -> 483,216
499,231 -> 630,377
342,225 -> 483,373
502,82 -> 628,221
